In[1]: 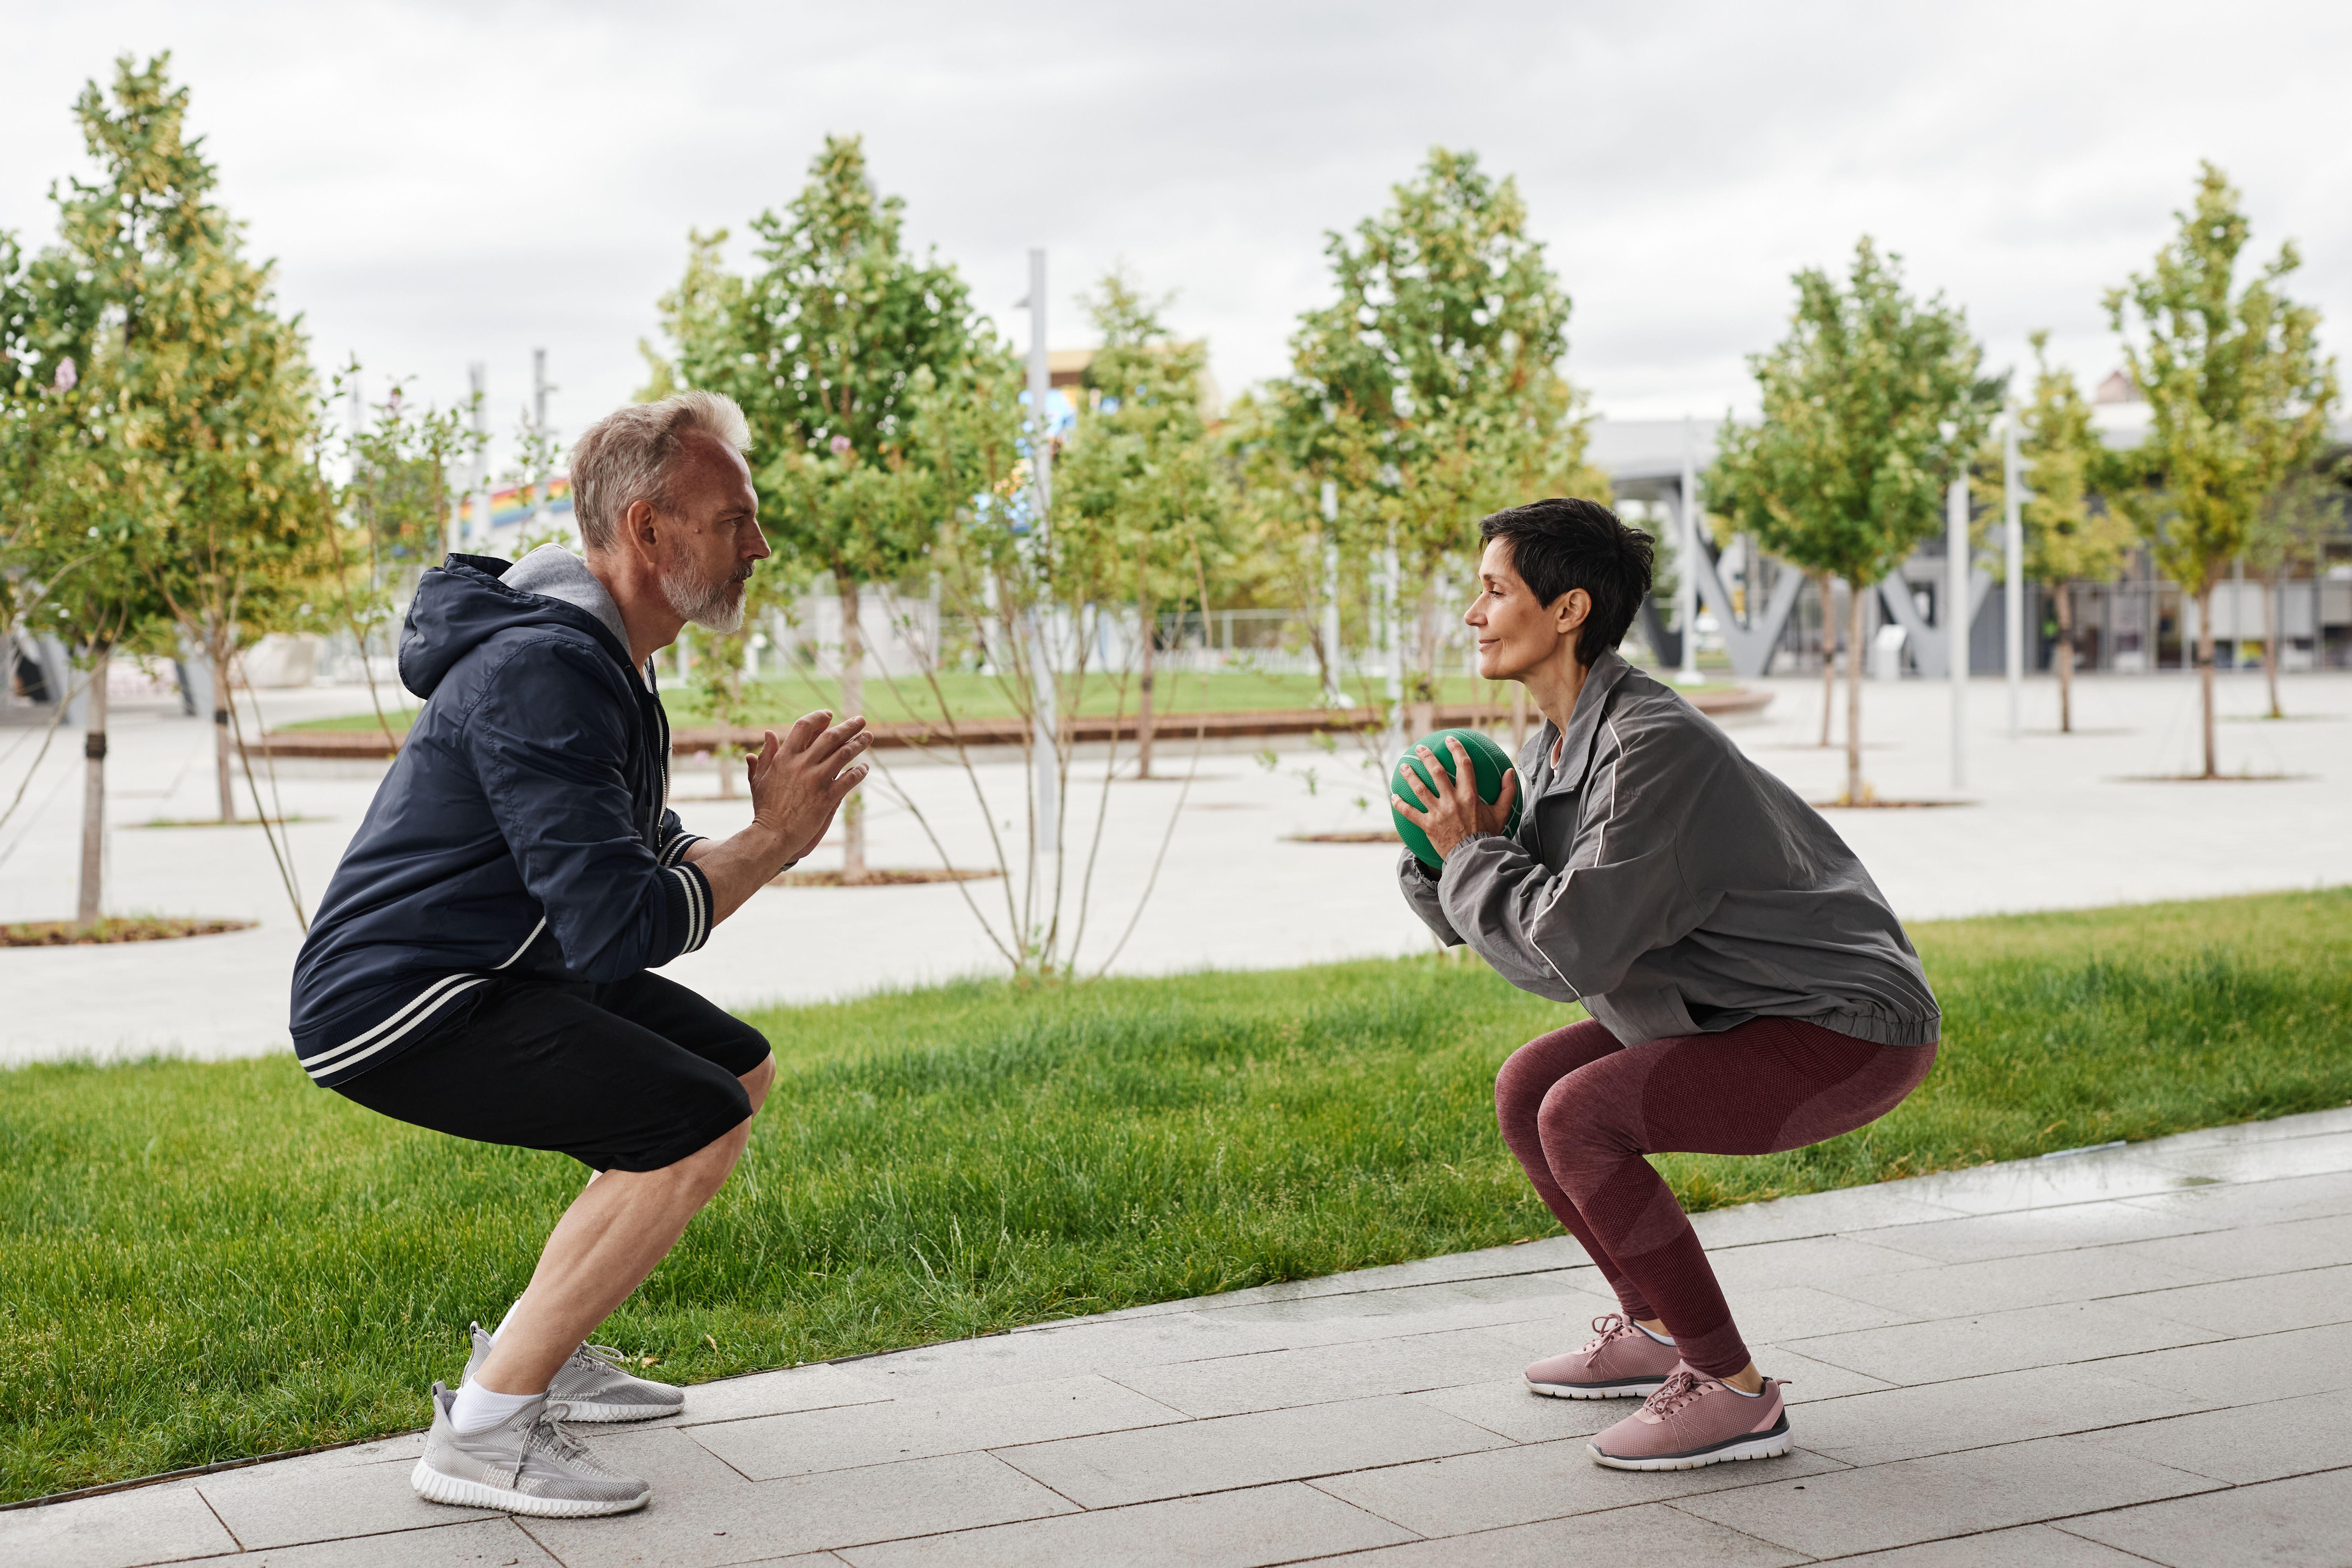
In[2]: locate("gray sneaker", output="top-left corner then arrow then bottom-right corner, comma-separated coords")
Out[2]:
464,1322 -> 685,1422
411,1382 -> 651,1517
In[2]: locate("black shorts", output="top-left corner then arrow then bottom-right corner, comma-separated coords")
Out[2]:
333,971 -> 772,1172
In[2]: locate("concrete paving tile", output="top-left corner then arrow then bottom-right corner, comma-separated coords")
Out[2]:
1743,1344 -> 1899,1403
2118,1262 -> 2352,1337
1687,1188 -> 1969,1249
145,1518 -> 561,1568
690,1374 -> 1185,1481
671,1363 -> 897,1426
996,1393 -> 1513,1508
838,1316 -> 1282,1397
1710,1284 -> 1919,1344
2138,1129 -> 2352,1186
1309,1437 -> 1845,1538
1822,1522 -> 2152,1566
1405,1377 -> 1620,1443
833,1480 -> 1414,1567
2115,1212 -> 2352,1281
0,1480 -> 240,1568
2135,1106 -> 2352,1152
1855,1201 -> 2228,1266
2103,1320 -> 2352,1404
1891,1156 -> 2205,1216
558,1424 -> 758,1496
198,1450 -> 495,1549
2076,1392 -> 2352,1484
1309,1497 -> 1808,1566
1673,1433 -> 2221,1557
519,1452 -> 1077,1568
1108,1326 -> 1520,1418
2058,1469 -> 2352,1567
1191,1273 -> 1620,1351
1821,1244 -> 2216,1320
1784,1298 -> 2223,1385
1698,1234 -> 1939,1294
1792,1364 -> 2211,1468
2118,1168 -> 2352,1228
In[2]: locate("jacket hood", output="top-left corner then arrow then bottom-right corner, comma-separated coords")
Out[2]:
399,552 -> 636,700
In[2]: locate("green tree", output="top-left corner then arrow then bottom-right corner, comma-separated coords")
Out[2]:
1710,238 -> 2000,803
659,137 -> 981,879
2247,455 -> 2345,719
2016,331 -> 2135,734
2104,162 -> 2339,777
1278,147 -> 1603,735
1056,270 -> 1225,776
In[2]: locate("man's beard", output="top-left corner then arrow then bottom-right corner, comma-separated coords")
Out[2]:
662,550 -> 747,633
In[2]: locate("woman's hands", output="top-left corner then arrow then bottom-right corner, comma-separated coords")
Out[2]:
1391,737 -> 1519,862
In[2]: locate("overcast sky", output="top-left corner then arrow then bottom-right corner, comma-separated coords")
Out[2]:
6,0 -> 2347,475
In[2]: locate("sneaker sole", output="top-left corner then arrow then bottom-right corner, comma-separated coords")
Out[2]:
1587,1415 -> 1793,1471
557,1397 -> 685,1422
1527,1376 -> 1667,1400
410,1458 -> 650,1517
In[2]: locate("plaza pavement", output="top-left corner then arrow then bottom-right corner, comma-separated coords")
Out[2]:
3,668 -> 2348,1067
11,1104 -> 2350,1566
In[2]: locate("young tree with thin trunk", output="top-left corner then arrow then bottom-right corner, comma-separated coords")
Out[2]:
1710,238 -> 2000,804
1279,148 -> 1603,738
2247,457 -> 2345,719
658,138 -> 979,881
2016,332 -> 2134,734
1815,572 -> 1839,747
2103,163 -> 2338,777
1056,270 -> 1223,779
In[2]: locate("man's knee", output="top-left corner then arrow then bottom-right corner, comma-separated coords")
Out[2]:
740,1053 -> 775,1113
660,1117 -> 751,1203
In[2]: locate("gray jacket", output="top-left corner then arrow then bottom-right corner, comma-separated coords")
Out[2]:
1398,650 -> 1939,1049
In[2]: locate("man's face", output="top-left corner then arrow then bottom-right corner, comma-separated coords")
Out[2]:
657,433 -> 768,632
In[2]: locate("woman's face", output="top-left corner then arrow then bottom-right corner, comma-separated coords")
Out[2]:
1464,538 -> 1585,681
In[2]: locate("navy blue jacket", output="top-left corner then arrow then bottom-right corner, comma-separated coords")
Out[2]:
289,554 -> 713,1086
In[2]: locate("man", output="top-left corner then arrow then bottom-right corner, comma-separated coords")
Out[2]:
1391,497 -> 1939,1472
290,391 -> 869,1516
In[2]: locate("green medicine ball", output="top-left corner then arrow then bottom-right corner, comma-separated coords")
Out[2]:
1391,727 -> 1523,870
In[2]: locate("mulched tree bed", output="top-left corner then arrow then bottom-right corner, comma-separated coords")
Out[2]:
0,918 -> 258,947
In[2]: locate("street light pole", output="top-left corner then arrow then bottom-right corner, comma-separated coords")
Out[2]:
531,349 -> 554,537
1677,417 -> 1702,686
2003,407 -> 2024,738
467,362 -> 488,557
1320,480 -> 1344,707
1023,250 -> 1060,879
1948,472 -> 1969,791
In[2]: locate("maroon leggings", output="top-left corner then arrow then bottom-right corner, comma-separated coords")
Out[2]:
1496,1016 -> 1934,1379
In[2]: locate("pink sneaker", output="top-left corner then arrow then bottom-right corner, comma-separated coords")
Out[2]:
1524,1315 -> 1683,1400
1586,1366 -> 1792,1470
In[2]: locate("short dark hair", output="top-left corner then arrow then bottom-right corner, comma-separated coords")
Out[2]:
1478,497 -> 1655,666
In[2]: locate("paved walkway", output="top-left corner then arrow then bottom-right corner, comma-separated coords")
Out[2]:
5,670 -> 2350,1066
14,1107 -> 2350,1567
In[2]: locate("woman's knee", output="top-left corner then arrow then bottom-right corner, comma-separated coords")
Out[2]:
1536,1070 -> 1641,1169
1497,1019 -> 1619,1123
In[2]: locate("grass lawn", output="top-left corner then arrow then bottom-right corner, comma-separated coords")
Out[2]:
4,887 -> 2347,1501
283,669 -> 1744,734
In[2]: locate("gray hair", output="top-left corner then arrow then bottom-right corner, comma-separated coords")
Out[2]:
569,390 -> 752,551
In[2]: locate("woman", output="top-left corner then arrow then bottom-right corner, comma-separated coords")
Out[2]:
1392,497 -> 1939,1471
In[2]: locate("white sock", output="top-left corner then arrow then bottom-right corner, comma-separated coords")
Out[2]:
1635,1322 -> 1675,1345
490,1299 -> 526,1343
449,1380 -> 540,1434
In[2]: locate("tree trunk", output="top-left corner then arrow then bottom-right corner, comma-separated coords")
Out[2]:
208,623 -> 236,821
839,578 -> 867,881
1135,594 -> 1156,780
77,646 -> 111,928
1818,573 -> 1837,748
2262,566 -> 2282,719
2054,584 -> 2075,735
1844,584 -> 1866,804
2195,581 -> 2218,779
1408,586 -> 1437,740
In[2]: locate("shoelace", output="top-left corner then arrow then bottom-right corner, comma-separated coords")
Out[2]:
570,1342 -> 633,1375
525,1402 -> 605,1472
1638,1368 -> 1710,1418
1578,1314 -> 1637,1354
